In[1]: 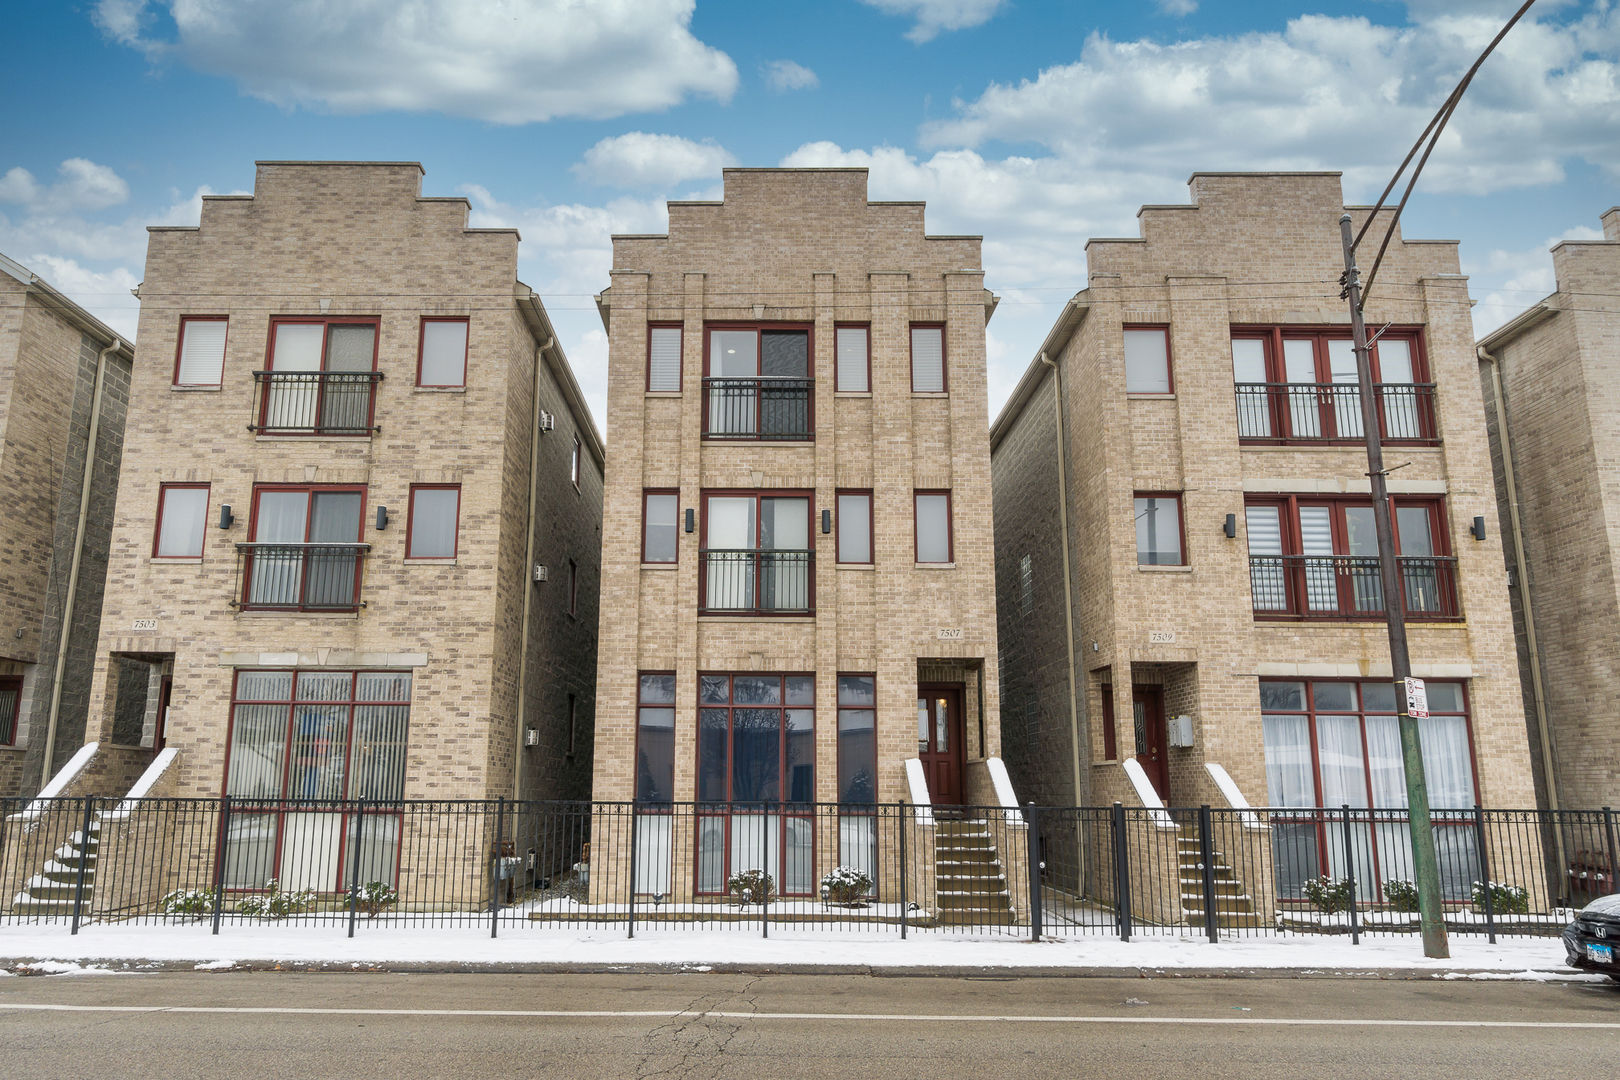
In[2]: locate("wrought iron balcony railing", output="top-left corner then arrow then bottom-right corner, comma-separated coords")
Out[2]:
250,371 -> 384,436
1234,382 -> 1437,444
699,549 -> 813,614
703,377 -> 813,440
236,543 -> 370,612
1249,554 -> 1460,621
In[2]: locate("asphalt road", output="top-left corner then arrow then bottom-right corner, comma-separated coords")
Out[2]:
2,970 -> 1617,1080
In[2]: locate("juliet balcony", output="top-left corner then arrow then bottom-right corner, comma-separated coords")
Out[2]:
699,550 -> 814,615
1234,382 -> 1437,445
249,371 -> 384,436
236,543 -> 370,613
702,377 -> 814,441
1249,554 -> 1460,622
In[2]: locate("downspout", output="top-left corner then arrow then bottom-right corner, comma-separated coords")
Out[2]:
1479,347 -> 1561,825
41,337 -> 121,790
513,335 -> 554,805
1040,351 -> 1084,810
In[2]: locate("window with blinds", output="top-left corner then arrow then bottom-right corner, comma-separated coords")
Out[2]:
836,325 -> 869,392
648,325 -> 682,392
910,325 -> 945,393
175,317 -> 227,385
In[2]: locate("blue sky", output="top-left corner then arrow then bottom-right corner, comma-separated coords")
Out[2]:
3,0 -> 1616,431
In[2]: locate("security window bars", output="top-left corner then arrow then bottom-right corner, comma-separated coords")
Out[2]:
154,484 -> 209,558
1260,678 -> 1478,904
697,673 -> 816,896
1245,497 -> 1458,621
174,317 -> 227,386
1231,328 -> 1435,444
222,668 -> 411,892
255,319 -> 381,435
910,325 -> 945,393
701,492 -> 813,614
1124,326 -> 1171,394
417,318 -> 468,388
705,325 -> 812,439
240,486 -> 367,612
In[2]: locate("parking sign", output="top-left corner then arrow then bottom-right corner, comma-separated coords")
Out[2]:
1405,676 -> 1429,718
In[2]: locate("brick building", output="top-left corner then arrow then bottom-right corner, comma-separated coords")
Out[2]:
46,162 -> 602,892
1477,207 -> 1620,812
992,173 -> 1538,911
0,254 -> 134,797
591,168 -> 1010,905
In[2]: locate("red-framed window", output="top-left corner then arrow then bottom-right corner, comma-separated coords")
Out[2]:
703,322 -> 814,440
635,672 -> 676,804
1245,496 -> 1457,621
258,317 -> 382,436
700,490 -> 815,614
174,317 -> 228,386
0,675 -> 20,746
836,490 -> 873,564
835,324 -> 870,393
220,668 -> 411,891
417,317 -> 468,388
1230,326 -> 1434,443
696,672 -> 816,896
153,483 -> 210,559
647,323 -> 683,392
910,324 -> 945,393
1260,677 -> 1479,904
1100,683 -> 1117,762
241,485 -> 367,612
914,490 -> 952,564
405,485 -> 459,560
836,673 -> 878,882
571,435 -> 582,487
1124,325 -> 1172,394
568,558 -> 579,615
643,490 -> 679,564
1134,492 -> 1185,566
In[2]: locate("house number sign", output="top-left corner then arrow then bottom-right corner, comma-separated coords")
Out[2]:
937,628 -> 963,640
131,619 -> 158,632
1148,630 -> 1176,644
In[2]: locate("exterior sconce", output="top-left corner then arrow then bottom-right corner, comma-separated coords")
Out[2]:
218,504 -> 235,529
1223,513 -> 1237,539
821,509 -> 832,534
375,506 -> 389,530
1470,515 -> 1487,541
685,508 -> 696,533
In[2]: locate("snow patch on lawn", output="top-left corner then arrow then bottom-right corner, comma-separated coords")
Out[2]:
193,960 -> 237,971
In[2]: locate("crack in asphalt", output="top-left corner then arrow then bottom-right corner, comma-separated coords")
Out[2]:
634,976 -> 762,1080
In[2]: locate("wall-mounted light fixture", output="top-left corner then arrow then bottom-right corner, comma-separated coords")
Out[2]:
1470,515 -> 1487,541
821,509 -> 832,534
1223,513 -> 1237,539
375,506 -> 389,531
218,504 -> 235,529
684,508 -> 696,533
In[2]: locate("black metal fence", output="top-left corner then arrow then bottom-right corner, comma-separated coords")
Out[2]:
1,797 -> 1613,942
703,377 -> 813,440
250,370 -> 383,435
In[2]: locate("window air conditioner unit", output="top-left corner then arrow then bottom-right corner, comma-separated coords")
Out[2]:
539,411 -> 555,432
534,564 -> 548,582
525,728 -> 540,747
1169,715 -> 1195,748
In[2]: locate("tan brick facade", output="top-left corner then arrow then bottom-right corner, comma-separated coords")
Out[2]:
73,162 -> 603,807
591,169 -> 1005,900
1478,208 -> 1620,811
993,173 -> 1538,820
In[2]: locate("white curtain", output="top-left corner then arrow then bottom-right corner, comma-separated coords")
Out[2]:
1231,337 -> 1270,437
1283,339 -> 1320,437
1420,717 -> 1476,809
1327,339 -> 1363,438
1314,716 -> 1368,808
1262,715 -> 1315,807
1378,339 -> 1420,438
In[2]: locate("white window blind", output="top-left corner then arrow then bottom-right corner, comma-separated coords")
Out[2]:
1123,329 -> 1170,393
176,319 -> 227,385
836,327 -> 869,392
911,327 -> 944,393
419,320 -> 468,386
648,326 -> 682,391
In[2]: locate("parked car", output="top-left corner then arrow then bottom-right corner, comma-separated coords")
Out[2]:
1562,893 -> 1620,980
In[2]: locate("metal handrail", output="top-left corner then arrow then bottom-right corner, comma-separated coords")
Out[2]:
250,370 -> 384,436
699,548 -> 814,614
703,376 -> 813,440
1234,381 -> 1436,442
236,542 -> 371,612
1249,553 -> 1460,620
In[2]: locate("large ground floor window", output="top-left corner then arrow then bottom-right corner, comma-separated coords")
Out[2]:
222,669 -> 411,892
1260,678 -> 1480,903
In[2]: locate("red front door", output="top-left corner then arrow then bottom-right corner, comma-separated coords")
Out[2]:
1132,686 -> 1170,800
917,687 -> 964,806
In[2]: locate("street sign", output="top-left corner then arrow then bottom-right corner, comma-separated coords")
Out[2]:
1405,676 -> 1429,718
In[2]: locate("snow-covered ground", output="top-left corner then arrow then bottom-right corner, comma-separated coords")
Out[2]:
0,921 -> 1599,979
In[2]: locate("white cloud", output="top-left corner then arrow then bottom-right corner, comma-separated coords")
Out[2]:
763,60 -> 819,93
23,256 -> 142,340
93,0 -> 738,124
922,8 -> 1620,197
572,133 -> 736,189
857,0 -> 1007,43
0,159 -> 129,214
1157,0 -> 1197,15
1468,223 -> 1606,339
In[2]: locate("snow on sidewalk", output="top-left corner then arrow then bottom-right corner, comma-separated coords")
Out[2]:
0,922 -> 1596,979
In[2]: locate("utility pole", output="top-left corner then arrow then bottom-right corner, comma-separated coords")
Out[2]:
1339,215 -> 1448,959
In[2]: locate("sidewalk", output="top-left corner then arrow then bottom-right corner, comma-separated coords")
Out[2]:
0,922 -> 1599,981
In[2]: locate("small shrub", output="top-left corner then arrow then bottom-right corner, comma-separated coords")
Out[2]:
236,879 -> 318,919
1301,875 -> 1355,915
356,880 -> 398,918
158,888 -> 213,920
1382,879 -> 1420,913
1471,880 -> 1529,915
727,868 -> 774,907
820,865 -> 873,906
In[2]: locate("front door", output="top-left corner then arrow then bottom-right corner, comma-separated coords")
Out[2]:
917,687 -> 964,806
1132,687 -> 1170,800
